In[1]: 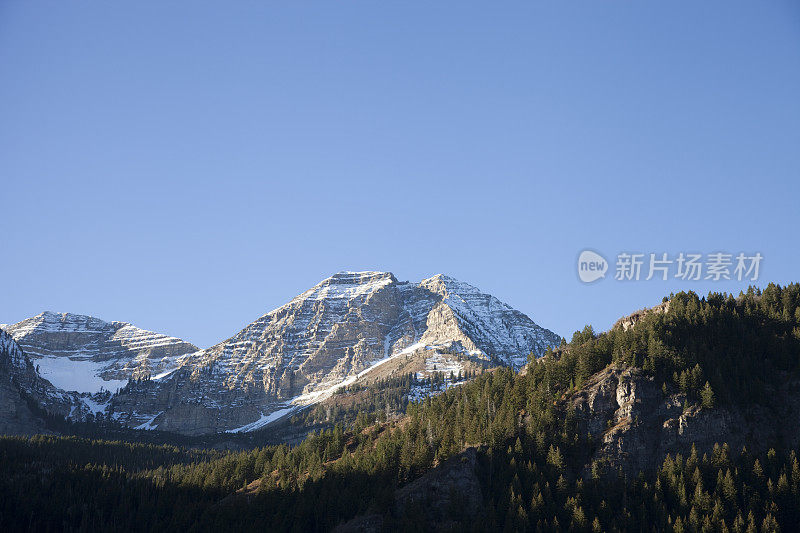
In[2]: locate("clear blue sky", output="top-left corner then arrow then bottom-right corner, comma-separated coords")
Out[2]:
2,1 -> 799,348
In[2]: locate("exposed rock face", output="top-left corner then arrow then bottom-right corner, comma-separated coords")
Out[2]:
0,376 -> 51,436
612,301 -> 670,332
0,328 -> 77,434
568,364 -> 797,475
0,329 -> 48,435
1,311 -> 198,392
110,272 -> 560,435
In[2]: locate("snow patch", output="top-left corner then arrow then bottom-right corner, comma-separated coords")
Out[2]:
32,356 -> 128,394
225,405 -> 300,433
134,412 -> 164,430
81,395 -> 111,415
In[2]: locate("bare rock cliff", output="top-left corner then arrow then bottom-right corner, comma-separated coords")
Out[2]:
568,364 -> 797,475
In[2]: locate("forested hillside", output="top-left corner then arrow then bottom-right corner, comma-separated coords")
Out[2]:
2,283 -> 799,532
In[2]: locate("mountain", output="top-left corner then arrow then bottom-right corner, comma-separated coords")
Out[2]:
1,311 -> 199,395
4,283 -> 800,532
109,271 -> 560,435
1,273 -> 559,437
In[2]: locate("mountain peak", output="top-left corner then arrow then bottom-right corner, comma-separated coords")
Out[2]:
419,273 -> 479,297
15,311 -> 118,335
1,312 -> 198,395
289,271 -> 398,305
326,271 -> 396,283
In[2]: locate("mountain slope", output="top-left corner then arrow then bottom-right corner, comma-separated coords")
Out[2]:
0,328 -> 76,434
109,271 -> 560,435
0,329 -> 49,435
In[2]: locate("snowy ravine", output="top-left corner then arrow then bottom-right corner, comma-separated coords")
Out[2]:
107,271 -> 562,435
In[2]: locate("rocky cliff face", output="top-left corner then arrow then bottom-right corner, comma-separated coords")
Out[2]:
109,272 -> 561,435
0,328 -> 80,434
611,301 -> 670,332
0,329 -> 47,435
567,364 -> 800,476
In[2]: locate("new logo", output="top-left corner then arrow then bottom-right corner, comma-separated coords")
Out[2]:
578,250 -> 608,283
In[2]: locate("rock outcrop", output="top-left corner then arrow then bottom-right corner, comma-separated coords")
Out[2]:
568,364 -> 797,476
611,301 -> 670,332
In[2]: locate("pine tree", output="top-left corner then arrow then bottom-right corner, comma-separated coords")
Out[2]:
700,382 -> 716,409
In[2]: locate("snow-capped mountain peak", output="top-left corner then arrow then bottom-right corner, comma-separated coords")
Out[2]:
106,272 -> 561,434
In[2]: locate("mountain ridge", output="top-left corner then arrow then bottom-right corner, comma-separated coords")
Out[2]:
1,311 -> 199,394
